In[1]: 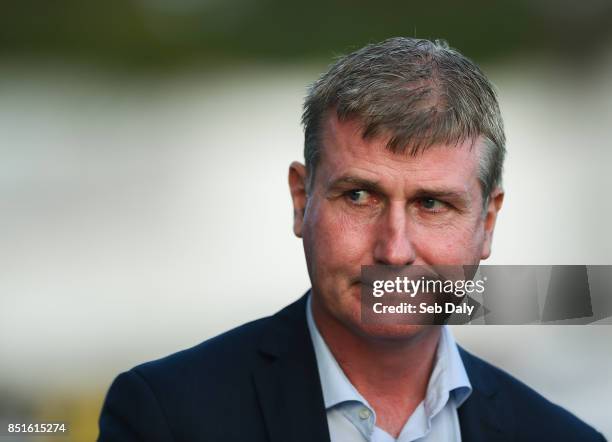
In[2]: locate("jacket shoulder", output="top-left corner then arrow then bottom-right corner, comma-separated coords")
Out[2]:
460,348 -> 606,441
133,315 -> 272,384
99,316 -> 276,441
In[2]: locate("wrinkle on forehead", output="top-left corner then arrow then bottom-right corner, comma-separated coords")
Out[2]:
321,113 -> 481,172
322,112 -> 480,162
324,108 -> 479,153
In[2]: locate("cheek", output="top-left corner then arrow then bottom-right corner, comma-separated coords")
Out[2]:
304,201 -> 373,268
414,217 -> 485,263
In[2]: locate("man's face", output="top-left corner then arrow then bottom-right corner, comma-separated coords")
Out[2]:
289,114 -> 503,340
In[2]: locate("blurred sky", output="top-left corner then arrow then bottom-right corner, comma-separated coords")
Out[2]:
1,1 -> 612,440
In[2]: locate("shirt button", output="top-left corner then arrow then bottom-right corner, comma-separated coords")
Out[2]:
358,408 -> 371,420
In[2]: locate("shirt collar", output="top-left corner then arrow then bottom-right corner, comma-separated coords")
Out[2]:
306,294 -> 472,413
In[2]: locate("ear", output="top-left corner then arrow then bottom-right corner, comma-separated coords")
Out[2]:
480,187 -> 504,260
288,161 -> 308,238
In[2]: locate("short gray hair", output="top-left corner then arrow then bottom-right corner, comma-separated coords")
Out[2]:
302,37 -> 506,205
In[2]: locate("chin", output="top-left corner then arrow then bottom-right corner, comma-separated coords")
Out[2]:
352,322 -> 435,342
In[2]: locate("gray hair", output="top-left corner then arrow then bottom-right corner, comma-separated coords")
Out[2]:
302,37 -> 506,206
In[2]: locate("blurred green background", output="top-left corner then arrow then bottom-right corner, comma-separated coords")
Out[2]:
3,0 -> 612,68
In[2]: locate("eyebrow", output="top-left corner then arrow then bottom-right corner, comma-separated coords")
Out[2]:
412,187 -> 470,202
327,175 -> 470,203
327,176 -> 384,193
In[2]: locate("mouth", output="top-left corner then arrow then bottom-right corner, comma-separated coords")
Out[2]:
350,277 -> 369,289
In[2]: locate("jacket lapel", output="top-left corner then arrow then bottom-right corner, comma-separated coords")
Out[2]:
252,294 -> 331,442
458,347 -> 512,442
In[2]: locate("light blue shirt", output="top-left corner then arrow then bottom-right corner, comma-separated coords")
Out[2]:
306,295 -> 472,442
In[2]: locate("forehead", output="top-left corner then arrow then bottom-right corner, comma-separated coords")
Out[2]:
318,113 -> 482,191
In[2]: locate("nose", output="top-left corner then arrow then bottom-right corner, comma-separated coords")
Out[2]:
373,201 -> 416,266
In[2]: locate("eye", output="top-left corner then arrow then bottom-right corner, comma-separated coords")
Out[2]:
345,189 -> 372,206
419,197 -> 447,213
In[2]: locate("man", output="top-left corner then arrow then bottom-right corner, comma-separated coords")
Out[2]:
98,37 -> 606,441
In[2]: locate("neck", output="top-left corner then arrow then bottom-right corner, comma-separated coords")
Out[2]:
312,296 -> 441,437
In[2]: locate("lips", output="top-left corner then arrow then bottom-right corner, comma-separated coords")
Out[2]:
359,267 -> 442,285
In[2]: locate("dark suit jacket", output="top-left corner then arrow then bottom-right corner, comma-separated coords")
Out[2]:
99,294 -> 606,441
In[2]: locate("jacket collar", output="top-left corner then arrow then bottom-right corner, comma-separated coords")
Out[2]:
457,346 -> 512,442
253,293 -> 330,442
